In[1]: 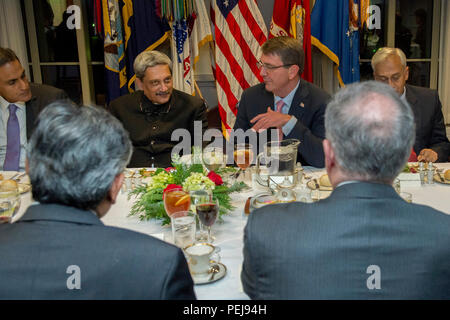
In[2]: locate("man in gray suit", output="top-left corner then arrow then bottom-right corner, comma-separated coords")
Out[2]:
0,47 -> 68,171
241,81 -> 450,299
372,47 -> 450,162
0,102 -> 196,299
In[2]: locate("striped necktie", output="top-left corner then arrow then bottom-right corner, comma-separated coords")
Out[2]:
276,100 -> 285,141
3,104 -> 20,171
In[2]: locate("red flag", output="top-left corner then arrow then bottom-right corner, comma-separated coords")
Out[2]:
270,0 -> 312,82
211,0 -> 268,131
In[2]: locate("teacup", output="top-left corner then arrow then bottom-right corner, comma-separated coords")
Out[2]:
184,243 -> 220,275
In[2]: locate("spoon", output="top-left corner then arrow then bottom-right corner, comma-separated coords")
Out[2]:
209,264 -> 220,281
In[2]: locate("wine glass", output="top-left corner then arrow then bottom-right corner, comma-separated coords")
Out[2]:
163,187 -> 190,218
202,147 -> 225,172
0,187 -> 21,224
195,197 -> 219,243
190,189 -> 212,241
233,143 -> 254,180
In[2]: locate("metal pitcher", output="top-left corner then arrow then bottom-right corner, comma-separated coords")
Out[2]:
254,139 -> 301,193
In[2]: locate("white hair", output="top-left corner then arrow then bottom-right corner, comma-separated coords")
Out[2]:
371,47 -> 407,71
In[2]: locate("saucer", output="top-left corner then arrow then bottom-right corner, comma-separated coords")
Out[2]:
191,262 -> 227,285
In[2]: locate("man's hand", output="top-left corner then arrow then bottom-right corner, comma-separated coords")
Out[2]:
250,107 -> 291,132
417,148 -> 438,163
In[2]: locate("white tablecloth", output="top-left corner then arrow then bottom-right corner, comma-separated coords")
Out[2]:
13,163 -> 450,300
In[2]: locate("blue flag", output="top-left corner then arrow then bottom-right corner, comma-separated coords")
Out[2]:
103,0 -> 170,103
311,0 -> 360,86
120,0 -> 171,93
102,0 -> 128,103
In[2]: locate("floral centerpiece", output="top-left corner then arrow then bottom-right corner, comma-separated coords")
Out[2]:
128,156 -> 248,225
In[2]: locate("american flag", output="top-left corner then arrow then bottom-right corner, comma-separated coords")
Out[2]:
171,0 -> 212,94
211,0 -> 268,131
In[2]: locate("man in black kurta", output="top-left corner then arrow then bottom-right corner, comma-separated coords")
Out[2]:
109,50 -> 207,168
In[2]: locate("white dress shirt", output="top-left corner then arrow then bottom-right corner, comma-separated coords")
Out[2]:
274,80 -> 300,136
0,95 -> 27,171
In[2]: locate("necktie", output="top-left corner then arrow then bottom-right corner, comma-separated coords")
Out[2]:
276,100 -> 285,141
3,104 -> 20,171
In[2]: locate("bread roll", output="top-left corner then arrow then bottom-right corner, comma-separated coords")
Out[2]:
0,179 -> 18,191
319,174 -> 332,187
444,169 -> 450,182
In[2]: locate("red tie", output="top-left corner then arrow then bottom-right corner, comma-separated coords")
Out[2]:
276,100 -> 285,141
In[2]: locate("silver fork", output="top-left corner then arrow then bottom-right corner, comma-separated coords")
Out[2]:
12,172 -> 26,181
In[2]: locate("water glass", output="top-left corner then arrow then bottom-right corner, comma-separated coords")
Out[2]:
171,211 -> 196,249
0,189 -> 21,224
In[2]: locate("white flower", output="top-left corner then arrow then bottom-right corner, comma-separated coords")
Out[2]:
182,172 -> 215,191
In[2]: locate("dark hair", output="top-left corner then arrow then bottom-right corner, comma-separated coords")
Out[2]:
0,47 -> 19,68
261,36 -> 305,75
27,101 -> 132,210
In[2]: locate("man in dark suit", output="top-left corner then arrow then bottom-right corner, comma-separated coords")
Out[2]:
241,81 -> 450,299
109,50 -> 207,168
0,102 -> 196,299
372,47 -> 450,162
233,36 -> 330,168
0,47 -> 67,171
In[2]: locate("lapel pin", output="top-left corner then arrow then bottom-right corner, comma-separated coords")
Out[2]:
299,102 -> 305,108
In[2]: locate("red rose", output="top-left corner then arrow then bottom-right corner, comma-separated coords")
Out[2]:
207,171 -> 223,186
163,184 -> 182,199
165,167 -> 176,173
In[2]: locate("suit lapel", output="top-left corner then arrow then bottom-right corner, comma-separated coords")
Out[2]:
25,96 -> 39,140
405,85 -> 419,117
288,79 -> 308,121
404,85 -> 421,149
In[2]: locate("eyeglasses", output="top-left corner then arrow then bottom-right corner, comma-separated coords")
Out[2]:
257,61 -> 295,70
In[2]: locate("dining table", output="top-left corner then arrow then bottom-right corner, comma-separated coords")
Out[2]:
11,162 -> 450,300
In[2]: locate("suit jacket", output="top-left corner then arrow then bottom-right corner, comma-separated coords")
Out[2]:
0,203 -> 196,300
26,83 -> 68,140
405,84 -> 450,162
109,89 -> 208,168
242,182 -> 450,299
234,80 -> 330,168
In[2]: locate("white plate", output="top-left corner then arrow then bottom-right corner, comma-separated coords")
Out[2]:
192,262 -> 227,285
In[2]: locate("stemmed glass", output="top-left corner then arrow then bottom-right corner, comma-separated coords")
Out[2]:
195,196 -> 219,243
0,187 -> 21,224
163,187 -> 190,218
202,147 -> 225,172
190,189 -> 212,241
233,143 -> 254,180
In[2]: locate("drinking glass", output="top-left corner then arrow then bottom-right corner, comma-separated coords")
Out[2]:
195,197 -> 219,243
0,188 -> 21,224
233,143 -> 254,180
190,189 -> 212,241
202,147 -> 225,172
163,188 -> 190,218
170,211 -> 196,249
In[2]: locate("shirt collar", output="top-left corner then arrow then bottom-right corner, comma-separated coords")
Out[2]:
274,80 -> 300,108
0,95 -> 26,112
336,180 -> 361,188
400,86 -> 407,103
